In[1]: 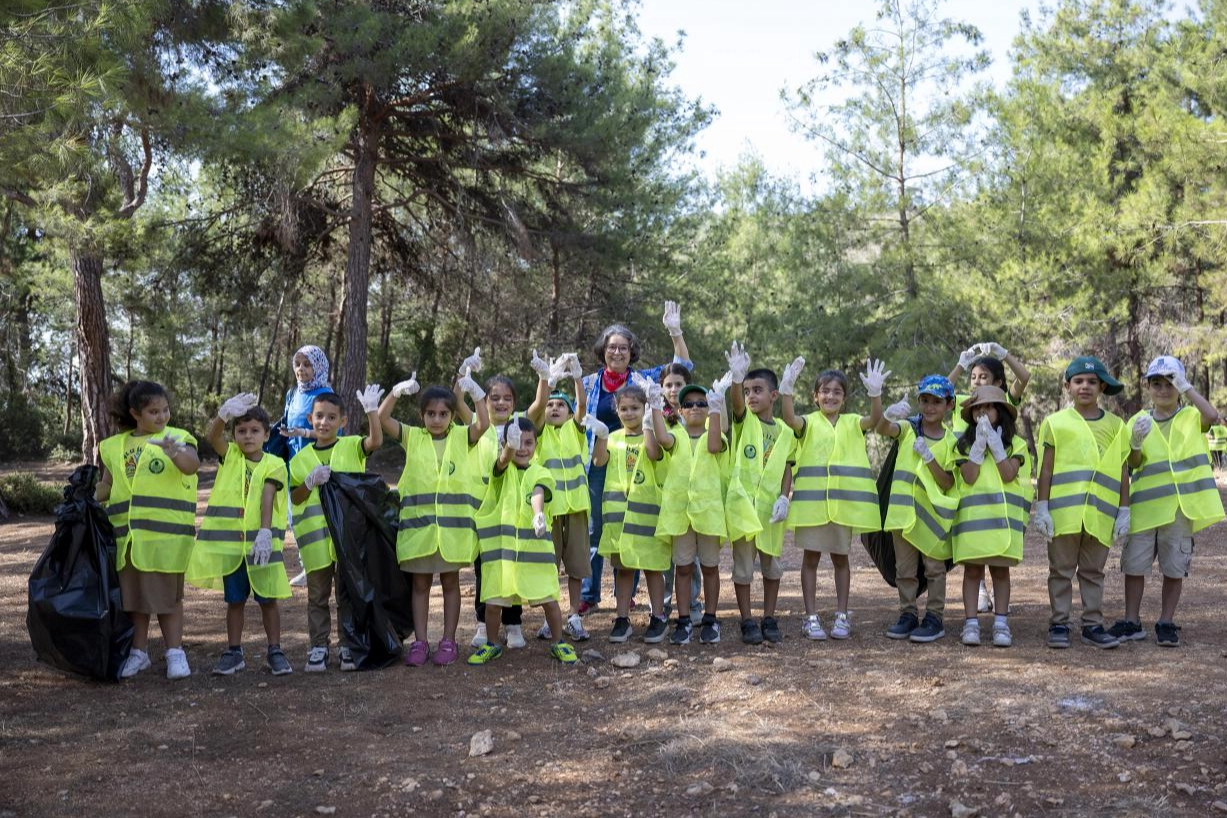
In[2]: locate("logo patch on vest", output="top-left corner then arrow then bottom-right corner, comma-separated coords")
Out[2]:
743,444 -> 757,460
633,471 -> 646,485
149,459 -> 165,475
448,461 -> 456,475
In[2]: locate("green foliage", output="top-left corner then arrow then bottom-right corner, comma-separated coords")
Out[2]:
0,472 -> 61,515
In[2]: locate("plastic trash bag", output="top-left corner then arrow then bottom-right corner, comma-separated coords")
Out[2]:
27,465 -> 134,681
318,472 -> 413,670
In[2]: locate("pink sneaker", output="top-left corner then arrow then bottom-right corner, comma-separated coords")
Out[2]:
432,638 -> 459,666
405,640 -> 429,667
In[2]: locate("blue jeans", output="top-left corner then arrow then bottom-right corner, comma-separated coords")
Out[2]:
582,463 -> 640,604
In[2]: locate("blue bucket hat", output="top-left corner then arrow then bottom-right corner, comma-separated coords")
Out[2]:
916,375 -> 955,401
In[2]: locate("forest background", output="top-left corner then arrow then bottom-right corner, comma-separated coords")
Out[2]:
2,0 -> 1225,463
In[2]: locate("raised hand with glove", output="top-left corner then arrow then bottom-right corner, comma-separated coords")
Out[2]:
457,346 -> 483,376
357,384 -> 385,413
662,300 -> 684,337
968,416 -> 989,465
580,414 -> 610,440
859,358 -> 890,398
392,373 -> 420,398
778,357 -> 806,397
218,392 -> 259,422
457,367 -> 486,401
957,345 -> 980,370
725,341 -> 751,383
530,349 -> 554,383
883,395 -> 911,423
504,420 -> 523,452
1130,414 -> 1153,451
985,422 -> 1008,463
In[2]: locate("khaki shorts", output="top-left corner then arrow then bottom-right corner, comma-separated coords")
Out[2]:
118,565 -> 185,615
731,538 -> 783,584
1122,512 -> 1194,579
400,552 -> 467,575
486,596 -> 557,608
673,530 -> 722,567
793,523 -> 853,554
553,511 -> 591,579
960,556 -> 1019,568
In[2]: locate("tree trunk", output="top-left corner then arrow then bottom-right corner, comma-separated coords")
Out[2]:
258,288 -> 288,405
71,245 -> 114,463
336,109 -> 379,420
63,339 -> 75,437
549,240 -> 561,340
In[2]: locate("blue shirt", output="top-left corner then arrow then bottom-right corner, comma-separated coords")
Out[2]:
581,357 -> 693,458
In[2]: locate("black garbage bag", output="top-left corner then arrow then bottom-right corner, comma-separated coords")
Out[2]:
318,472 -> 413,670
27,465 -> 134,681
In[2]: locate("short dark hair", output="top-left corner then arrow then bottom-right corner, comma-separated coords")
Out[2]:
311,392 -> 344,413
419,385 -> 457,414
110,380 -> 169,430
593,324 -> 641,367
233,406 -> 272,432
486,375 -> 517,405
614,383 -> 647,406
813,370 -> 849,395
744,368 -> 779,391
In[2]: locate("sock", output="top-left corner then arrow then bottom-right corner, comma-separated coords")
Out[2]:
228,644 -> 242,652
994,615 -> 1008,628
268,643 -> 280,651
964,617 -> 978,626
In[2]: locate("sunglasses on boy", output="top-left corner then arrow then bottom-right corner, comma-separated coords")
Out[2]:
681,400 -> 708,409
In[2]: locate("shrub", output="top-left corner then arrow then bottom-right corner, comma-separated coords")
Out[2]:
0,472 -> 62,515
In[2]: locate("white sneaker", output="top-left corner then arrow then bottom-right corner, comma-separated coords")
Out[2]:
536,623 -> 553,640
992,621 -> 1013,647
830,611 -> 852,640
471,622 -> 488,648
165,648 -> 191,680
119,648 -> 151,679
802,614 -> 827,640
305,646 -> 328,672
564,613 -> 590,642
977,580 -> 993,613
504,625 -> 526,649
289,570 -> 308,587
961,620 -> 981,646
339,647 -> 356,672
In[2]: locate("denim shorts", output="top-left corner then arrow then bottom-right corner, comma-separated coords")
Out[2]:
223,564 -> 273,605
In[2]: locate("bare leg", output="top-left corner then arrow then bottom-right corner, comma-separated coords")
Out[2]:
614,568 -> 633,618
988,567 -> 1010,617
962,565 -> 985,620
645,570 -> 665,616
542,601 -> 565,641
1123,574 -> 1145,622
1159,576 -> 1182,622
440,571 -> 461,642
483,604 -> 502,645
701,565 -> 720,616
567,576 -> 583,615
763,578 -> 780,618
800,550 -> 820,615
226,602 -> 245,646
259,601 -> 281,645
734,583 -> 752,620
831,553 -> 850,613
130,612 -> 151,651
156,604 -> 184,649
674,562 -> 694,618
412,573 -> 433,644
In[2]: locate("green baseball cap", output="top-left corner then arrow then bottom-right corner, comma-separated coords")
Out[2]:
677,384 -> 709,404
1064,356 -> 1123,395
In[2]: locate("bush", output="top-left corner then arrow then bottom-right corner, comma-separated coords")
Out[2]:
47,444 -> 82,464
0,393 -> 48,460
0,472 -> 61,515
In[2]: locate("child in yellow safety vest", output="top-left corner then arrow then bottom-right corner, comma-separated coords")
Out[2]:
1208,424 -> 1227,470
96,380 -> 201,681
289,386 -> 385,672
467,417 -> 579,665
778,357 -> 887,642
877,375 -> 959,644
526,350 -> 592,642
585,380 -> 671,644
189,395 -> 293,675
724,342 -> 796,645
378,361 -> 489,668
950,386 -> 1031,648
1033,356 -> 1131,650
1108,356 -> 1226,647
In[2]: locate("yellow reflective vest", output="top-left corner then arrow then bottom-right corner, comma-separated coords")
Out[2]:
535,421 -> 591,517
598,429 -> 671,571
952,435 -> 1031,564
788,412 -> 880,534
396,424 -> 482,565
289,436 -> 367,572
1128,407 -> 1225,534
656,429 -> 727,540
475,463 -> 558,604
188,444 -> 291,598
884,423 -> 958,560
725,414 -> 795,556
1039,408 -> 1129,546
99,427 -> 198,573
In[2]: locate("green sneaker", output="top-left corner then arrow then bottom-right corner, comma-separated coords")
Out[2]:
467,643 -> 503,665
550,642 -> 578,664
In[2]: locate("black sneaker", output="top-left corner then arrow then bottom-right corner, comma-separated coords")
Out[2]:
212,647 -> 246,676
699,613 -> 721,644
266,647 -> 293,676
670,617 -> 693,645
1047,624 -> 1071,649
1080,624 -> 1120,649
1155,621 -> 1181,647
886,611 -> 920,640
1107,619 -> 1146,641
608,617 -> 633,643
643,615 -> 668,644
909,612 -> 945,643
740,617 -> 763,645
761,616 -> 782,643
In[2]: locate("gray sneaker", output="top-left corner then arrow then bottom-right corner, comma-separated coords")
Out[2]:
212,647 -> 246,676
267,647 -> 293,676
699,614 -> 721,644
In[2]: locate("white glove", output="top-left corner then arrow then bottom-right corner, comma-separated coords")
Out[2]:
1131,414 -> 1153,450
986,425 -> 1008,463
646,383 -> 665,411
530,349 -> 553,382
859,358 -> 890,398
984,342 -> 1008,358
548,352 -> 581,387
912,436 -> 935,464
505,421 -> 523,451
968,422 -> 987,465
778,356 -> 806,397
769,495 -> 790,524
662,300 -> 684,337
1113,506 -> 1131,543
1033,500 -> 1054,539
149,435 -> 187,459
1170,370 -> 1193,394
581,414 -> 610,440
218,392 -> 258,422
250,528 -> 273,567
564,353 -> 583,380
706,391 -> 725,416
304,465 -> 331,490
712,370 -> 733,397
357,384 -> 384,413
392,373 -> 419,398
457,367 -> 486,401
957,346 -> 979,369
533,510 -> 548,537
884,396 -> 911,422
725,341 -> 751,383
457,346 -> 483,376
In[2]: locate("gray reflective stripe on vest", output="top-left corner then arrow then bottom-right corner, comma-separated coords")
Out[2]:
555,475 -> 587,492
128,518 -> 196,537
889,493 -> 915,511
603,491 -> 628,504
828,465 -> 875,480
912,502 -> 947,541
400,492 -> 480,509
106,501 -> 130,516
1050,469 -> 1095,487
130,495 -> 196,514
931,502 -> 956,521
826,488 -> 878,504
298,504 -> 324,520
604,512 -> 625,524
795,466 -> 829,479
542,455 -> 584,470
951,517 -> 1011,536
204,505 -> 244,519
1182,476 -> 1218,494
626,501 -> 661,515
1086,494 -> 1118,519
1130,483 -> 1178,505
1133,460 -> 1170,480
1092,472 -> 1121,493
623,522 -> 661,538
399,515 -> 474,530
792,490 -> 828,502
892,471 -> 917,485
1173,453 -> 1211,472
958,492 -> 1007,509
245,551 -> 287,566
197,529 -> 245,542
296,526 -> 332,546
479,548 -> 555,565
1047,493 -> 1088,512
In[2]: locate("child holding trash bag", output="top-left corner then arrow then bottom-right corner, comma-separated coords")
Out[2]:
96,380 -> 201,680
188,394 -> 293,675
289,386 -> 385,673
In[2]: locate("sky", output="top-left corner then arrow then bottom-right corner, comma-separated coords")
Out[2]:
634,0 -> 1046,188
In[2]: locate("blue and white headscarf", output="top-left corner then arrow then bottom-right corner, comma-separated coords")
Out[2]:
294,345 -> 331,393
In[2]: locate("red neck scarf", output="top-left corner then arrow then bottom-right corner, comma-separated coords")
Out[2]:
602,368 -> 630,393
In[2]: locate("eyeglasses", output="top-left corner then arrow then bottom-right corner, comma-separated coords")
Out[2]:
681,401 -> 708,409
817,389 -> 845,397
605,345 -> 630,354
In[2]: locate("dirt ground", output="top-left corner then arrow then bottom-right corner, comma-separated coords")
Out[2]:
3,459 -> 1227,818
